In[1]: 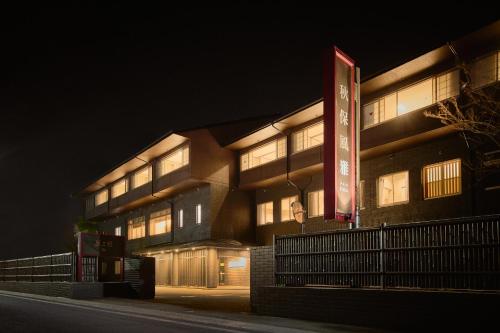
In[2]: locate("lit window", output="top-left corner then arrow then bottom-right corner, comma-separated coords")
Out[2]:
292,122 -> 323,153
240,138 -> 286,171
149,209 -> 172,235
95,189 -> 108,206
436,70 -> 459,101
378,171 -> 409,207
132,166 -> 152,189
128,217 -> 145,240
397,79 -> 433,115
281,196 -> 298,221
195,204 -> 202,224
423,159 -> 461,199
470,52 -> 499,89
158,145 -> 190,177
111,179 -> 128,198
114,260 -> 121,275
362,69 -> 461,129
114,226 -> 121,236
359,180 -> 365,209
257,202 -> 273,225
308,190 -> 324,217
178,209 -> 184,228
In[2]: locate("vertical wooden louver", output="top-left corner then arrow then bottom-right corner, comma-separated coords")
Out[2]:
423,159 -> 461,199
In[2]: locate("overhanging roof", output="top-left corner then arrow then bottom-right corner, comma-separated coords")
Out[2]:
225,99 -> 323,150
80,132 -> 189,194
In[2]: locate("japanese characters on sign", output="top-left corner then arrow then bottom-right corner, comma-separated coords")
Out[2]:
323,47 -> 356,221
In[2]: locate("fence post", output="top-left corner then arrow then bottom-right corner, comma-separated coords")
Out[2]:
15,259 -> 18,282
379,224 -> 385,288
50,255 -> 53,282
32,257 -> 35,282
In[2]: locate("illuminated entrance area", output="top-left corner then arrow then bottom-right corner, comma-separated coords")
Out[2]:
144,245 -> 250,288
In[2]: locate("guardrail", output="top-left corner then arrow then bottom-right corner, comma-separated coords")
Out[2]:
0,252 -> 76,282
275,215 -> 500,290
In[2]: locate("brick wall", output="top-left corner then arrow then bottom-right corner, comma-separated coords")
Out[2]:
254,286 -> 500,331
0,282 -> 103,299
250,246 -> 274,310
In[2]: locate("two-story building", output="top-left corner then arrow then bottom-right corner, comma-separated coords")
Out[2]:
78,21 -> 500,288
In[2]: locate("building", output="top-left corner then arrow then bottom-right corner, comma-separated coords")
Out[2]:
78,22 -> 500,287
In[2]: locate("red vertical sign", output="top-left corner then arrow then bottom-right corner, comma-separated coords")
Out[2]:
324,47 -> 356,221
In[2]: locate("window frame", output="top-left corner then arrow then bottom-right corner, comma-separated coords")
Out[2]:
95,189 -> 108,207
111,178 -> 128,199
257,201 -> 274,226
362,69 -> 460,130
127,217 -> 146,240
280,195 -> 299,222
132,165 -> 152,189
178,209 -> 184,228
240,137 -> 287,171
291,121 -> 324,154
307,190 -> 324,218
195,204 -> 202,224
422,159 -> 462,200
149,209 -> 172,236
157,144 -> 190,178
377,171 -> 409,208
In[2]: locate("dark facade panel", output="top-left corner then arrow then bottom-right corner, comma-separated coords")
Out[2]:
85,203 -> 108,220
155,166 -> 191,192
359,133 -> 472,227
239,159 -> 287,189
289,145 -> 323,173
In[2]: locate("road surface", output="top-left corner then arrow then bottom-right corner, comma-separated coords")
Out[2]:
0,291 -> 383,333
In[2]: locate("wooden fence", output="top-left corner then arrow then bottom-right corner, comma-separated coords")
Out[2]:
275,215 -> 500,290
0,252 -> 76,282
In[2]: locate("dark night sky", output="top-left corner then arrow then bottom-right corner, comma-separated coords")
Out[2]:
0,2 -> 497,259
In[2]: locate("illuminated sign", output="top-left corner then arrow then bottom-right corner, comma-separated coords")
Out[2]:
228,257 -> 247,268
323,47 -> 356,221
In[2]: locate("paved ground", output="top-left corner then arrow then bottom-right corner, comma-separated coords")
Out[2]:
154,286 -> 250,313
0,290 -> 387,333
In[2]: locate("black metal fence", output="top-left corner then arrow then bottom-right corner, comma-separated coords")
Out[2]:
275,215 -> 500,290
0,252 -> 76,282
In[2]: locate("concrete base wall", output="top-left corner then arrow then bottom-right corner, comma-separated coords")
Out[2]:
254,286 -> 500,331
0,282 -> 103,299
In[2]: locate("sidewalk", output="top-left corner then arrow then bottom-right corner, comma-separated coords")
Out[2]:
0,290 -> 388,333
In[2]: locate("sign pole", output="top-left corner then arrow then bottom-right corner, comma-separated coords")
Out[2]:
355,66 -> 361,229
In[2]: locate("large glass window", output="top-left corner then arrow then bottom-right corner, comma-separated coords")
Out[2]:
111,179 -> 128,198
132,166 -> 152,189
95,189 -> 108,206
149,209 -> 172,236
292,122 -> 324,153
362,70 -> 459,128
423,159 -> 461,199
281,195 -> 299,222
257,202 -> 273,225
128,217 -> 145,240
378,171 -> 409,207
240,138 -> 286,171
397,79 -> 434,115
158,145 -> 190,177
308,190 -> 324,217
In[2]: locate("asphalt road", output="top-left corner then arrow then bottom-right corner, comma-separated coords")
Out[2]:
0,293 -> 253,333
